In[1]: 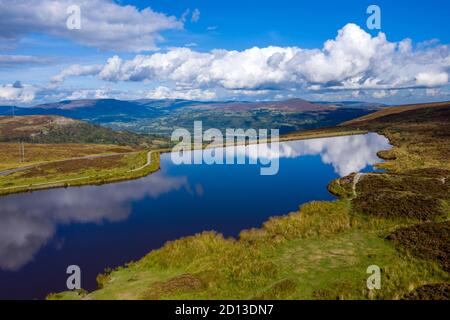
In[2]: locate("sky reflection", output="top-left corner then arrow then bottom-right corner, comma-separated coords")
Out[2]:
0,133 -> 391,272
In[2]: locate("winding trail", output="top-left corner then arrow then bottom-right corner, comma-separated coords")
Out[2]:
352,173 -> 364,197
131,150 -> 154,172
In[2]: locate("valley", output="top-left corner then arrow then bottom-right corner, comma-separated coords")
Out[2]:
1,98 -> 378,136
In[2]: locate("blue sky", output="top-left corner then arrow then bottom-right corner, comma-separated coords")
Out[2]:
132,0 -> 450,49
0,0 -> 449,105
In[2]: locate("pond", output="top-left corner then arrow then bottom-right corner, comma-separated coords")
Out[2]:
0,133 -> 391,299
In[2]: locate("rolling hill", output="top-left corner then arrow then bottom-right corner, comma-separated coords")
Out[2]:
0,115 -> 168,148
342,101 -> 450,126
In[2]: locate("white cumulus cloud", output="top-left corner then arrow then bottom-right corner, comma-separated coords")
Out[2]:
145,86 -> 216,100
52,64 -> 102,83
415,72 -> 449,87
0,0 -> 182,52
0,83 -> 38,104
52,23 -> 450,95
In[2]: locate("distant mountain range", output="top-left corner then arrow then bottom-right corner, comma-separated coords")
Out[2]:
0,98 -> 383,136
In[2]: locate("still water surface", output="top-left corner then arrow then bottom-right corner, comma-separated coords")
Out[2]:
0,133 -> 391,299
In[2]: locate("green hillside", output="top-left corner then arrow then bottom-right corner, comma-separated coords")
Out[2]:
0,115 -> 169,148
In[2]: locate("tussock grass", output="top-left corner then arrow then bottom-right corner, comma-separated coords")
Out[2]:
240,201 -> 353,245
353,191 -> 444,221
402,283 -> 450,300
141,274 -> 205,300
387,222 -> 450,273
356,173 -> 449,199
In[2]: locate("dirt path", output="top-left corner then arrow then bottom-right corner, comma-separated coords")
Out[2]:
352,173 -> 364,197
131,150 -> 154,172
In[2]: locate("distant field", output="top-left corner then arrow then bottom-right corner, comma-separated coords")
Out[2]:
106,106 -> 371,136
3,98 -> 377,136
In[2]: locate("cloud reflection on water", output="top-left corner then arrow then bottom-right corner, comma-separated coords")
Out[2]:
0,133 -> 390,271
244,132 -> 391,176
0,173 -> 188,271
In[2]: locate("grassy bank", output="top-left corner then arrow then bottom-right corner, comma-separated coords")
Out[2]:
0,146 -> 161,196
49,103 -> 450,300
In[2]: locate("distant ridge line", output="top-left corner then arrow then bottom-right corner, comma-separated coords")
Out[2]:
341,101 -> 450,126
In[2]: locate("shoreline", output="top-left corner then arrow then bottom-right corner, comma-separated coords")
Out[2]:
0,129 -> 367,197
